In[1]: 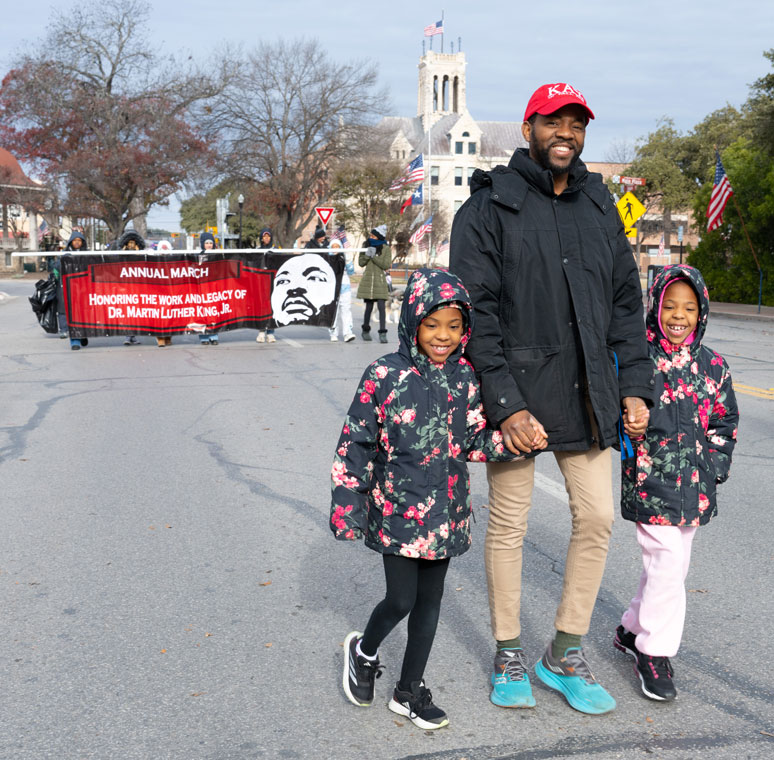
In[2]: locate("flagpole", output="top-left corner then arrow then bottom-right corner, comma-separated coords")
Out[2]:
441,10 -> 445,53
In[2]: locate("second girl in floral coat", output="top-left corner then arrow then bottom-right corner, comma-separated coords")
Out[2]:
615,264 -> 738,703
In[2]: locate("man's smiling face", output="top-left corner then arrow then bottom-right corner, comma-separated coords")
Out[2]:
522,104 -> 587,176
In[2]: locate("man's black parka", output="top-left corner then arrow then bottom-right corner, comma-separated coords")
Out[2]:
450,148 -> 653,451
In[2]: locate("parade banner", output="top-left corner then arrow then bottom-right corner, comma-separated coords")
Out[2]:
60,251 -> 344,338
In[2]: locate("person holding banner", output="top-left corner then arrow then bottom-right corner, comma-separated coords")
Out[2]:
256,228 -> 277,344
61,231 -> 88,350
198,232 -> 219,345
118,231 -> 145,346
357,225 -> 391,344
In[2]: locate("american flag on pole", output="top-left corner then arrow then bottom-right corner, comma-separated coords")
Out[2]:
706,151 -> 734,232
436,239 -> 450,258
424,19 -> 443,36
658,233 -> 665,257
331,225 -> 350,247
390,154 -> 424,190
409,215 -> 433,245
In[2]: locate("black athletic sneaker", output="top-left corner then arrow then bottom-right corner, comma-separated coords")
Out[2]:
388,680 -> 449,730
342,631 -> 383,707
613,625 -> 638,659
634,651 -> 677,701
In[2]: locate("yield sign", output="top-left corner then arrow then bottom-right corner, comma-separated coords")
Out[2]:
315,207 -> 334,226
616,192 -> 645,227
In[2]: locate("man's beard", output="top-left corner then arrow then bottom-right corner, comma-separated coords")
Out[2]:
533,141 -> 582,176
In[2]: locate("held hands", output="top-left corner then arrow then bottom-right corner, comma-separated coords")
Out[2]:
501,410 -> 549,455
622,396 -> 649,439
365,246 -> 377,258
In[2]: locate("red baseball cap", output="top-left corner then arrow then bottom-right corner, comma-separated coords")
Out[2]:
523,83 -> 595,122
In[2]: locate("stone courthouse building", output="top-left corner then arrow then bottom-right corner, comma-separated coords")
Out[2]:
375,50 -> 526,265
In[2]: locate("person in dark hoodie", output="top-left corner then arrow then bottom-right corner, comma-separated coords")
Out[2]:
118,230 -> 146,346
197,232 -> 219,345
614,265 -> 738,702
450,82 -> 652,714
256,227 -> 277,343
331,268 -> 533,730
60,231 -> 89,350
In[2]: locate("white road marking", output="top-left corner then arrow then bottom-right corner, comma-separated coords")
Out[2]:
534,472 -> 568,504
281,338 -> 304,348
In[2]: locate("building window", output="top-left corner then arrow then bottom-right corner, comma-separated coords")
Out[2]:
455,141 -> 463,154
454,200 -> 463,214
4,253 -> 11,267
430,166 -> 439,186
462,131 -> 469,137
454,167 -> 463,186
431,200 -> 439,214
468,142 -> 476,155
467,168 -> 475,186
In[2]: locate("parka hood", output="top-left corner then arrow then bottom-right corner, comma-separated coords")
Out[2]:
647,264 -> 710,351
398,268 -> 473,370
117,230 -> 146,250
65,231 -> 87,251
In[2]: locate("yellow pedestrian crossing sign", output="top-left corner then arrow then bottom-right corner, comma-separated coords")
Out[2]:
617,192 -> 645,227
625,227 -> 637,239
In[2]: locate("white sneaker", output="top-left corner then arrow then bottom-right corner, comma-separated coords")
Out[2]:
344,333 -> 356,343
256,332 -> 266,343
330,335 -> 339,342
267,334 -> 276,343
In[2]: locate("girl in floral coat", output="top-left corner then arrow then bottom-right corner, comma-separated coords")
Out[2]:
331,267 -> 525,730
615,265 -> 738,703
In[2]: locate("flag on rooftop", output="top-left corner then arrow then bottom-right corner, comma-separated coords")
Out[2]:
409,215 -> 433,245
390,154 -> 424,190
706,151 -> 734,232
424,19 -> 444,36
400,184 -> 423,214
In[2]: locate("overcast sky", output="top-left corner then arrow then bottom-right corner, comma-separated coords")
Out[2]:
3,0 -> 773,232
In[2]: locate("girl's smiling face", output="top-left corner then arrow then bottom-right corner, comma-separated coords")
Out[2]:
660,280 -> 699,345
417,306 -> 464,363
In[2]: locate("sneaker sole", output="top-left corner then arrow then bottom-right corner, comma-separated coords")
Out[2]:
635,665 -> 676,702
388,698 -> 449,729
534,661 -> 616,715
342,631 -> 372,707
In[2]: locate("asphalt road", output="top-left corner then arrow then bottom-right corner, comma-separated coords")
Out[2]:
1,279 -> 772,760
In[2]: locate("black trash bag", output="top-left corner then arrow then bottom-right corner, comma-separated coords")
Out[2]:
29,273 -> 59,334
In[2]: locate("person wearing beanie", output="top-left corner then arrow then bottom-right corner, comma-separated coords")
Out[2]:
450,82 -> 652,715
256,227 -> 277,343
356,224 -> 391,343
197,232 -> 219,345
306,227 -> 329,249
118,230 -> 146,347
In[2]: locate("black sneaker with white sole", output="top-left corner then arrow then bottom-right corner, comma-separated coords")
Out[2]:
613,624 -> 638,659
634,651 -> 677,701
388,680 -> 449,730
342,631 -> 383,707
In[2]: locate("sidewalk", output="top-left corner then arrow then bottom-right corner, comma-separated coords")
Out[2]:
709,301 -> 774,322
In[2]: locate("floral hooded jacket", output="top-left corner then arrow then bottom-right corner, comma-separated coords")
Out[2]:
621,265 -> 738,527
330,268 -> 522,559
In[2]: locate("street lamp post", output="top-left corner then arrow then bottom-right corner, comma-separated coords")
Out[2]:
237,194 -> 244,249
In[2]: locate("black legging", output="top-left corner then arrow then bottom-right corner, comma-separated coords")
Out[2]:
361,554 -> 450,690
363,298 -> 386,331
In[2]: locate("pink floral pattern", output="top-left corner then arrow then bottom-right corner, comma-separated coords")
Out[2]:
330,268 -> 523,558
622,265 -> 738,527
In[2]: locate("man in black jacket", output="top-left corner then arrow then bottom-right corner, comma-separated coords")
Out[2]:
450,83 -> 653,715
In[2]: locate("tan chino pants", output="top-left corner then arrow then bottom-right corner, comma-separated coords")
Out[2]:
484,440 -> 614,641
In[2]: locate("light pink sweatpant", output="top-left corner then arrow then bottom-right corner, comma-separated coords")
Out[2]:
621,522 -> 698,657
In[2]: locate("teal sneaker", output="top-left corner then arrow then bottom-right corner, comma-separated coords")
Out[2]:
535,645 -> 616,715
490,648 -> 536,708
